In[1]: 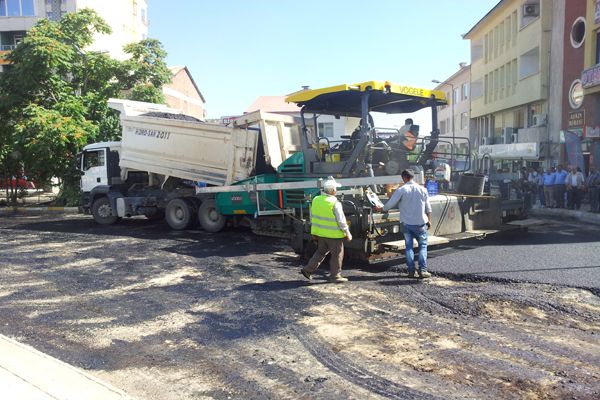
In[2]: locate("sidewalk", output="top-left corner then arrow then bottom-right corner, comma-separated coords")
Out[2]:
0,334 -> 133,400
0,189 -> 80,215
529,203 -> 600,226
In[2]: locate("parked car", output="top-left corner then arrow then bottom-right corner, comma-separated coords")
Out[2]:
0,177 -> 36,189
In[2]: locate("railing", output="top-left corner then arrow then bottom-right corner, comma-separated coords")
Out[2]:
0,45 -> 16,51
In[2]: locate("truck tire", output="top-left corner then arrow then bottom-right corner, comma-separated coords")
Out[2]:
198,199 -> 226,233
165,198 -> 194,230
92,196 -> 119,225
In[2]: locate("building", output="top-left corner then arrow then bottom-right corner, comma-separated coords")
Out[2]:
580,0 -> 600,170
163,66 -> 206,120
432,63 -> 472,168
464,0 -> 560,179
0,0 -> 148,72
245,93 -> 360,141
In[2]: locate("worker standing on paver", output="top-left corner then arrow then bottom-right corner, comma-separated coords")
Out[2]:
376,169 -> 432,279
301,177 -> 352,283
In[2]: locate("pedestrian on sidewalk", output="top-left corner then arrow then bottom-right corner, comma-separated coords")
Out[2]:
536,167 -> 545,207
566,166 -> 585,210
375,169 -> 433,279
554,165 -> 568,208
301,177 -> 352,283
543,167 -> 556,208
586,166 -> 600,213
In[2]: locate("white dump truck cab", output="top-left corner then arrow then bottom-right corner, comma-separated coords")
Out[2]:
79,141 -> 125,224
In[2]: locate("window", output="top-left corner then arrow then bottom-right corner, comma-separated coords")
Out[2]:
141,8 -> 147,23
500,65 -> 505,99
519,47 -> 540,79
484,74 -> 489,104
570,17 -> 586,48
596,30 -> 600,65
13,33 -> 23,46
461,83 -> 469,100
2,0 -> 35,16
461,112 -> 468,130
512,11 -> 518,46
440,120 -> 447,135
453,87 -> 460,104
499,21 -> 505,54
505,15 -> 512,44
318,122 -> 334,138
512,59 -> 518,93
83,150 -> 105,170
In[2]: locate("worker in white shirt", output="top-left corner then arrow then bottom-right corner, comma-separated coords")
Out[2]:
375,169 -> 433,278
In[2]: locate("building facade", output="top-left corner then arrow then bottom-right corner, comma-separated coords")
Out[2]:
0,0 -> 148,72
163,66 -> 206,120
433,63 -> 471,166
580,0 -> 600,170
465,0 -> 559,178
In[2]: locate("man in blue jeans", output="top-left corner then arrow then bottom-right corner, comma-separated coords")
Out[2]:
376,169 -> 433,278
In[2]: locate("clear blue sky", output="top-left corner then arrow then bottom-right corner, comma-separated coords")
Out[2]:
147,0 -> 499,119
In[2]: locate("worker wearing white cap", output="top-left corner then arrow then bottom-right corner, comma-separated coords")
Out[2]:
301,176 -> 352,283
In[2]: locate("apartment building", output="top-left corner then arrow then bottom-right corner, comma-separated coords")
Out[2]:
432,63 -> 471,165
0,0 -> 148,72
580,0 -> 600,170
464,0 -> 559,176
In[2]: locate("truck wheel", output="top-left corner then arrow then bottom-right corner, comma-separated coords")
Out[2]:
165,198 -> 194,230
92,196 -> 118,225
198,199 -> 226,232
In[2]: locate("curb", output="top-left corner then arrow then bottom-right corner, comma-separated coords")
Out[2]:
0,334 -> 134,399
0,206 -> 80,215
529,207 -> 600,226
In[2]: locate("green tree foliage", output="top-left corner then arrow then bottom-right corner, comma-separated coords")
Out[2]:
0,9 -> 172,205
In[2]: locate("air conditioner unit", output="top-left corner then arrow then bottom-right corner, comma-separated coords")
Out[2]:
523,3 -> 540,17
532,113 -> 547,127
502,127 -> 514,144
482,136 -> 491,146
511,132 -> 519,143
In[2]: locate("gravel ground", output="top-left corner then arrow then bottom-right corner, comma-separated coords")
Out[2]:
0,214 -> 599,399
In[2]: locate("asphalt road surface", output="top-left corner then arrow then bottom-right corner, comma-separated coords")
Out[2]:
427,218 -> 600,291
0,214 -> 599,399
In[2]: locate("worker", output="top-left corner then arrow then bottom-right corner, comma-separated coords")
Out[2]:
375,169 -> 432,278
397,118 -> 419,151
301,177 -> 352,283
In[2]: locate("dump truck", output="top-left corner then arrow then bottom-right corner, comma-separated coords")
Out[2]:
79,81 -> 526,262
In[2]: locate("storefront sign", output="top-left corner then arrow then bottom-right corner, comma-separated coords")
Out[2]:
582,64 -> 600,88
478,143 -> 539,160
568,110 -> 585,129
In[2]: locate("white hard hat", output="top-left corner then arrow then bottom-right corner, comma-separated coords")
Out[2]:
322,176 -> 341,192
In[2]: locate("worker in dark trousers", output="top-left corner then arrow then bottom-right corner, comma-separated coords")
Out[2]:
301,177 -> 352,283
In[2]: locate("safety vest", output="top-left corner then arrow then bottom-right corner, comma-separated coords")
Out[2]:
310,195 -> 345,239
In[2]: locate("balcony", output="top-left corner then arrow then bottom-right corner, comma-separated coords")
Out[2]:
1,45 -> 16,51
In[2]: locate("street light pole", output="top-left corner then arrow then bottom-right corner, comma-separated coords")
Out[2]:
432,80 -> 455,167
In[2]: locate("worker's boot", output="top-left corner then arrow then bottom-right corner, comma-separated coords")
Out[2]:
300,268 -> 312,280
418,270 -> 432,279
328,275 -> 348,283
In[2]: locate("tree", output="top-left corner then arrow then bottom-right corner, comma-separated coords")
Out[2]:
0,9 -> 172,205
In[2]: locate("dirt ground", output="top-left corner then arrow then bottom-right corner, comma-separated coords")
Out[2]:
0,215 -> 599,399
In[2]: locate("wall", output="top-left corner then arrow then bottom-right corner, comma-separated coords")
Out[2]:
163,68 -> 205,120
73,0 -> 147,60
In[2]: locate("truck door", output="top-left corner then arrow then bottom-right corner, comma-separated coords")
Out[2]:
81,148 -> 109,192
